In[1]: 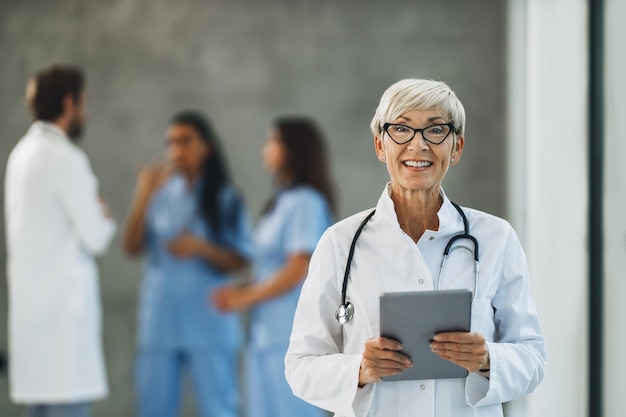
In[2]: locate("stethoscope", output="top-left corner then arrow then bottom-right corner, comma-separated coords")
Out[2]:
335,201 -> 479,325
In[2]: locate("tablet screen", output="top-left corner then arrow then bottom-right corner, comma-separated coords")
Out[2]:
380,289 -> 472,381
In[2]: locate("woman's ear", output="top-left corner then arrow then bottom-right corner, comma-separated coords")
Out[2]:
374,135 -> 386,162
451,134 -> 465,164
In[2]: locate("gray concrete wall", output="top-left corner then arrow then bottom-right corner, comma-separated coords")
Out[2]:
0,0 -> 506,415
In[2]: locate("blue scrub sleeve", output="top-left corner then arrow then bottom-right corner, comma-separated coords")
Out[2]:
219,186 -> 253,260
282,190 -> 330,255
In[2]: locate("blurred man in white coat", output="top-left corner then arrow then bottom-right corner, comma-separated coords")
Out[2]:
4,64 -> 116,417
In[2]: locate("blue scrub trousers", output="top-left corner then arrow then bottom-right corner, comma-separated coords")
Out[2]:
246,342 -> 325,417
136,346 -> 239,417
25,403 -> 89,417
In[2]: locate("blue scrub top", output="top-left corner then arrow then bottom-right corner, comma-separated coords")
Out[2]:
249,186 -> 333,349
139,174 -> 252,349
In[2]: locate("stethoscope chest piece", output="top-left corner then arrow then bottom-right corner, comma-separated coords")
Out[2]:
335,302 -> 354,325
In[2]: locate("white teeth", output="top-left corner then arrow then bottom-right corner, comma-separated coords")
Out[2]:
404,160 -> 431,167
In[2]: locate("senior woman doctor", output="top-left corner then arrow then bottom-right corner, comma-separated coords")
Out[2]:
285,79 -> 545,417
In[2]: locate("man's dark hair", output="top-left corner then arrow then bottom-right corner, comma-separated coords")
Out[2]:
27,64 -> 85,121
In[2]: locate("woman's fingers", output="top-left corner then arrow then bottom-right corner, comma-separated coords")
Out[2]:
211,288 -> 234,312
364,338 -> 410,365
430,332 -> 489,372
359,337 -> 412,385
366,337 -> 403,351
433,352 -> 489,373
433,331 -> 485,344
362,350 -> 411,370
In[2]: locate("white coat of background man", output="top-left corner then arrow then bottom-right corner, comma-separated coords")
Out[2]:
4,64 -> 116,417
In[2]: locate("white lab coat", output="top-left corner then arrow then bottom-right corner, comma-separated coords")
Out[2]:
4,121 -> 116,403
285,184 -> 545,417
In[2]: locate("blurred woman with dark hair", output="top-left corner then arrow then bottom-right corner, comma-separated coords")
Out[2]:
213,117 -> 334,417
123,111 -> 251,417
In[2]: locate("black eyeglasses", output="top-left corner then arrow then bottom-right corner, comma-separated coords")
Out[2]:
382,122 -> 456,145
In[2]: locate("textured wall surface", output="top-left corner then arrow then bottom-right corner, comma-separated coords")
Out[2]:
0,0 -> 505,415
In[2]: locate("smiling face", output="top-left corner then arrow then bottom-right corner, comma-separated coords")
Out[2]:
374,108 -> 464,198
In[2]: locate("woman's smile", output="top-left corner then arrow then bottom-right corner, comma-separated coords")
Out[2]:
402,159 -> 433,169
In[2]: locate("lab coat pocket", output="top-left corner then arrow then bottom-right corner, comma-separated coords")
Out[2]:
470,298 -> 495,341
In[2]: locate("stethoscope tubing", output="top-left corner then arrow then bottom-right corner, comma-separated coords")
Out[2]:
336,201 -> 479,325
340,209 -> 376,308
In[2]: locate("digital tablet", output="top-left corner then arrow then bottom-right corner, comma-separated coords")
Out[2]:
379,289 -> 472,381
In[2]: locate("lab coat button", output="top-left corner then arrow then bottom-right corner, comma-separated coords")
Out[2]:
429,236 -> 435,240
419,279 -> 424,284
420,384 -> 426,390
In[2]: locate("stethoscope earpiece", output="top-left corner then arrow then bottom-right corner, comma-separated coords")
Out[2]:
335,302 -> 354,325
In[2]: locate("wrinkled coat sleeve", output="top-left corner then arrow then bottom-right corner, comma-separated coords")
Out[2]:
285,229 -> 372,417
57,149 -> 115,255
465,225 -> 546,406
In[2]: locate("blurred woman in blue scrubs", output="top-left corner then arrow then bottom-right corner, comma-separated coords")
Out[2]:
213,117 -> 334,417
123,111 -> 251,417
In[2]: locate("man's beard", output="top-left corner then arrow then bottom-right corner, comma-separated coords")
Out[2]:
67,116 -> 85,143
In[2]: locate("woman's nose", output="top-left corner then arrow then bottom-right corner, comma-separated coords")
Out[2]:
407,133 -> 430,151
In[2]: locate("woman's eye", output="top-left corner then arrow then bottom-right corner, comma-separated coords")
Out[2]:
392,125 -> 409,133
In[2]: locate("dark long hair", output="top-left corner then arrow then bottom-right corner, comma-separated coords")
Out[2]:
264,117 -> 336,215
169,111 -> 241,237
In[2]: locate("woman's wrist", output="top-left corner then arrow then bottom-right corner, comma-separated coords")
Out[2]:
478,349 -> 490,372
238,284 -> 259,308
478,350 -> 490,378
357,360 -> 370,388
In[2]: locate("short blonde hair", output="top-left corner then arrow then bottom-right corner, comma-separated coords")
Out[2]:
370,79 -> 466,137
